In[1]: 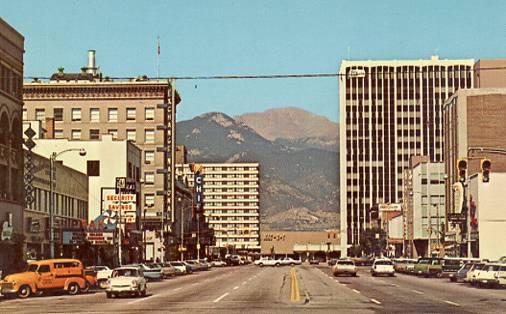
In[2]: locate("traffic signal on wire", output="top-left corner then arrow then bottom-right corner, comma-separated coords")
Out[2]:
457,159 -> 467,183
481,159 -> 491,183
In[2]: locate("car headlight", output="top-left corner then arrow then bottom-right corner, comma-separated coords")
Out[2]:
131,280 -> 138,287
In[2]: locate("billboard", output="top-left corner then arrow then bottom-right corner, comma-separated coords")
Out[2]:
101,189 -> 137,224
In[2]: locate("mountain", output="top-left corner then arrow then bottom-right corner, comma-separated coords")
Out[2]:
235,107 -> 339,152
176,112 -> 339,231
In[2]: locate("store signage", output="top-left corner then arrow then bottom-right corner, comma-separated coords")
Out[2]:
453,182 -> 464,214
379,203 -> 402,212
447,213 -> 466,223
86,231 -> 114,245
194,174 -> 204,206
63,230 -> 85,245
1,213 -> 13,241
102,190 -> 137,224
263,233 -> 286,242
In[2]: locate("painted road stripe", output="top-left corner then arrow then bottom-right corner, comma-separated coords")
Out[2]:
233,286 -> 239,290
391,284 -> 399,287
213,292 -> 229,303
352,289 -> 360,294
127,294 -> 156,305
412,289 -> 424,295
174,287 -> 182,291
444,300 -> 460,307
370,298 -> 382,305
335,279 -> 340,283
242,281 -> 247,285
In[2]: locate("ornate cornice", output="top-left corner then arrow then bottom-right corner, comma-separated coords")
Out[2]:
23,83 -> 168,100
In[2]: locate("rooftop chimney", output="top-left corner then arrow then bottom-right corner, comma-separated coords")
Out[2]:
86,50 -> 97,75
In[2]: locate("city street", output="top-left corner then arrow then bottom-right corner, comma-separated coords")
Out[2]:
1,264 -> 505,313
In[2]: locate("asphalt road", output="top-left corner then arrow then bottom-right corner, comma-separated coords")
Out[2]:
1,264 -> 505,313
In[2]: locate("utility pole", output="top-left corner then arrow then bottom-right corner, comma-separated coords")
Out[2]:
118,187 -> 122,266
49,153 -> 56,259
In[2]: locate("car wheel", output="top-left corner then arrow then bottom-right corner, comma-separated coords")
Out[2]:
353,273 -> 358,277
275,263 -> 280,267
371,273 -> 376,277
98,279 -> 108,289
68,282 -> 80,295
106,292 -> 112,299
17,285 -> 32,299
259,263 -> 264,267
82,282 -> 91,293
141,287 -> 147,297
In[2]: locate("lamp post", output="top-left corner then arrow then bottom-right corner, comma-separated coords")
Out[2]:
49,148 -> 86,259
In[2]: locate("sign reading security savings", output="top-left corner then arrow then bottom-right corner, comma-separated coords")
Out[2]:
102,190 -> 137,224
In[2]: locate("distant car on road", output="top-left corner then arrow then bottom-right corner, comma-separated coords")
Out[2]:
168,261 -> 188,275
106,267 -> 147,298
466,262 -> 486,285
225,255 -> 242,266
254,257 -> 281,267
280,257 -> 302,266
327,259 -> 338,266
211,260 -> 227,267
86,265 -> 113,289
309,258 -> 320,265
371,259 -> 395,277
332,259 -> 358,277
127,264 -> 162,281
474,263 -> 505,288
450,262 -> 474,283
414,257 -> 443,277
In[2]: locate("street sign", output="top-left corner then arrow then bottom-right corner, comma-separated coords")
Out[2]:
452,182 -> 464,214
447,213 -> 466,223
194,174 -> 204,205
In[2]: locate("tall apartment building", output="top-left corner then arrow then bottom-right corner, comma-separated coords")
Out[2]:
176,163 -> 261,252
339,56 -> 474,256
23,51 -> 180,232
0,18 -> 25,274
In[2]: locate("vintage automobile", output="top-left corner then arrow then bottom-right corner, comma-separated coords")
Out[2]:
332,259 -> 358,277
85,266 -> 113,289
414,258 -> 443,277
371,259 -> 395,277
0,259 -> 89,298
105,267 -> 147,298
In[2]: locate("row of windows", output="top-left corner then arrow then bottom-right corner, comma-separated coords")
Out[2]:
204,181 -> 258,186
62,128 -> 156,143
28,187 -> 87,219
205,202 -> 258,207
205,174 -> 258,178
205,188 -> 259,193
204,167 -> 257,172
0,63 -> 22,100
205,195 -> 257,200
27,107 -> 156,123
209,209 -> 258,214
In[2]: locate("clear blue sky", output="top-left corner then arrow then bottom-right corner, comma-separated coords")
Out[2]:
2,0 -> 505,122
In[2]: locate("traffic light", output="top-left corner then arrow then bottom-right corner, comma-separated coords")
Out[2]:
457,159 -> 467,183
481,159 -> 491,183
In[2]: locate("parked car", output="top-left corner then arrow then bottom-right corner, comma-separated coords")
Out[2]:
474,263 -> 505,288
156,263 -> 177,278
181,261 -> 198,273
211,260 -> 227,267
466,262 -> 486,285
327,259 -> 338,266
309,258 -> 320,265
106,267 -> 147,298
225,255 -> 242,266
198,259 -> 212,270
441,257 -> 465,278
254,257 -> 281,267
393,258 -> 418,274
353,256 -> 374,266
371,259 -> 395,277
414,257 -> 443,277
127,264 -> 162,281
0,259 -> 88,298
169,261 -> 188,275
280,257 -> 302,266
332,259 -> 358,277
450,262 -> 474,283
86,266 -> 114,289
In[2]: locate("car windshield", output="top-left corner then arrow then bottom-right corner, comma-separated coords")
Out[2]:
27,264 -> 39,272
113,269 -> 139,277
375,260 -> 392,265
171,262 -> 183,266
462,263 -> 473,270
338,261 -> 354,265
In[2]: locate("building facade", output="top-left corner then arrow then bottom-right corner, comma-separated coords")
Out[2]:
30,135 -> 141,221
474,59 -> 506,88
23,51 -> 180,235
339,56 -> 474,256
24,152 -> 88,260
176,163 -> 261,252
402,157 -> 445,258
443,88 -> 506,256
0,18 -> 24,274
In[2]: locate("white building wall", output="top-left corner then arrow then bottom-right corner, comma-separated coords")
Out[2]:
388,215 -> 403,239
31,135 -> 139,220
470,173 -> 506,261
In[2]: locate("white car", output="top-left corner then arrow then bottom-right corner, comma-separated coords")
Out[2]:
280,257 -> 302,266
371,259 -> 395,277
466,262 -> 486,284
211,260 -> 227,267
475,263 -> 506,288
169,261 -> 188,275
106,267 -> 147,298
254,257 -> 282,267
86,266 -> 113,289
332,259 -> 358,276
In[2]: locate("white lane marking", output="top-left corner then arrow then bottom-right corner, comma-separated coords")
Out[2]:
213,292 -> 229,303
391,284 -> 399,287
444,300 -> 460,307
370,298 -> 382,305
412,289 -> 424,295
242,281 -> 247,285
174,287 -> 182,291
352,289 -> 360,294
334,279 -> 340,283
127,294 -> 156,305
233,286 -> 239,290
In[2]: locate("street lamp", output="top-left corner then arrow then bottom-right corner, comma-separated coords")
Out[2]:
49,148 -> 87,259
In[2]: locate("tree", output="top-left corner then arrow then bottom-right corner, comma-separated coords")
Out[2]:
359,227 -> 387,257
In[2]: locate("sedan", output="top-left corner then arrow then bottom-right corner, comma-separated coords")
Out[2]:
106,267 -> 147,298
332,259 -> 357,277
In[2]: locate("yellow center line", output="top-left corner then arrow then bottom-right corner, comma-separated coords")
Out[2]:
290,267 -> 300,302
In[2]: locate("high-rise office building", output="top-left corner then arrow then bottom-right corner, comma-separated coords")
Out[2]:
339,56 -> 474,256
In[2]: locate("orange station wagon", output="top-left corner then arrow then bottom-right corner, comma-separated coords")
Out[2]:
0,259 -> 89,298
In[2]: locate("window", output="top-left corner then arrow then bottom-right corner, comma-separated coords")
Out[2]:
90,108 -> 100,122
145,107 -> 155,121
35,109 -> 45,121
144,172 -> 155,185
127,108 -> 136,121
71,108 -> 81,121
144,129 -> 155,143
144,151 -> 155,164
89,129 -> 100,140
53,108 -> 63,121
145,194 -> 155,208
38,265 -> 50,273
126,129 -> 136,141
87,161 -> 100,176
108,129 -> 118,139
22,109 -> 27,121
108,108 -> 118,122
54,130 -> 63,139
71,129 -> 81,140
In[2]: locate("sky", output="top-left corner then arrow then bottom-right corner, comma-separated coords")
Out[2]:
2,0 -> 506,122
